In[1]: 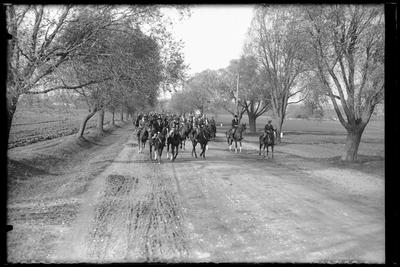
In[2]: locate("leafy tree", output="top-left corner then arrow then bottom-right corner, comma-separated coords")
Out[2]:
168,90 -> 193,114
6,5 -> 188,140
66,15 -> 163,136
303,5 -> 384,161
169,70 -> 218,115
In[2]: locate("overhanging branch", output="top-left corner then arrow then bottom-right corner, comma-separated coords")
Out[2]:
25,78 -> 111,95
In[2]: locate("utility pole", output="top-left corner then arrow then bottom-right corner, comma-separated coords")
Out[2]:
236,73 -> 240,118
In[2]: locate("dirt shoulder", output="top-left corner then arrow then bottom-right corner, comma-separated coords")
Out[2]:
7,122 -> 133,263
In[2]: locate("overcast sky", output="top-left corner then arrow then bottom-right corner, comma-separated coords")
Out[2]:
164,5 -> 255,76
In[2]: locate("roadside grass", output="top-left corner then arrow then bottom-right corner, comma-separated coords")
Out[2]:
213,112 -> 384,176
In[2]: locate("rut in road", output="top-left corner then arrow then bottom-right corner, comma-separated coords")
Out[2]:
83,149 -> 189,262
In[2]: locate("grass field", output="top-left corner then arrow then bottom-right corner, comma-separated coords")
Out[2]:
212,113 -> 384,160
8,107 -> 121,148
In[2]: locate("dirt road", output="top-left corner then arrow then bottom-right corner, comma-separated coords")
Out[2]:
8,126 -> 384,263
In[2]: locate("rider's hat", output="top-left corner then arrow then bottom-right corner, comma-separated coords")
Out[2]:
234,114 -> 238,117
268,120 -> 272,123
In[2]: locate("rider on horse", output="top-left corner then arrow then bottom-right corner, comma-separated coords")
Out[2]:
134,113 -> 143,128
138,115 -> 147,130
168,119 -> 179,137
152,116 -> 163,139
263,120 -> 276,144
231,114 -> 239,137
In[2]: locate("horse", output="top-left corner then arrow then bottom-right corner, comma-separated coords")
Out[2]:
207,122 -> 217,140
226,123 -> 246,153
259,130 -> 276,158
190,126 -> 211,158
136,126 -> 149,153
149,126 -> 167,164
179,121 -> 192,151
166,126 -> 181,161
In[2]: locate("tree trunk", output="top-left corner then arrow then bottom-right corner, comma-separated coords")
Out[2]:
120,110 -> 124,121
275,115 -> 285,143
342,125 -> 365,161
97,109 -> 105,133
7,94 -> 19,141
247,112 -> 257,133
77,108 -> 97,137
111,110 -> 115,125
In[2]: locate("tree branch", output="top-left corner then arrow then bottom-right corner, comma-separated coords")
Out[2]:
26,78 -> 111,95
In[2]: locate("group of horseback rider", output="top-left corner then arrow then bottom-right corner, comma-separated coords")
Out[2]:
135,111 -> 276,160
135,111 -> 217,142
230,114 -> 276,144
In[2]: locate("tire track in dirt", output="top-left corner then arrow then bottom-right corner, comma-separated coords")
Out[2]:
54,131 -> 189,262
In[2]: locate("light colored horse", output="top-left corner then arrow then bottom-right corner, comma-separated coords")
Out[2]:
226,123 -> 246,153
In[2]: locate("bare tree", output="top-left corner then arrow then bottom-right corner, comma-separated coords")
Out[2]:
229,56 -> 271,133
247,5 -> 311,142
5,5 -> 113,137
214,68 -> 246,121
304,5 -> 384,161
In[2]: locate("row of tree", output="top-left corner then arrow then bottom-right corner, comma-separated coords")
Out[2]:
6,5 -> 188,138
169,5 -> 384,162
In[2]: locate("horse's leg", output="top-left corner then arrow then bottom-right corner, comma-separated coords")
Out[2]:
239,141 -> 242,153
171,145 -> 174,161
192,141 -> 197,158
259,141 -> 262,156
200,143 -> 204,157
263,143 -> 266,158
271,145 -> 274,158
150,144 -> 153,160
166,142 -> 170,159
174,144 -> 179,160
234,140 -> 238,153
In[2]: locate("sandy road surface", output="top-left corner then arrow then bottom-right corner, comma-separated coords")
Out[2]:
44,128 -> 385,263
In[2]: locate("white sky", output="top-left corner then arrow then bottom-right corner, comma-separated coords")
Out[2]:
164,5 -> 255,76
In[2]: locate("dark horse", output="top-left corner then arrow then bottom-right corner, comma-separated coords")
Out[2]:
207,122 -> 217,140
149,127 -> 167,164
226,123 -> 246,153
136,125 -> 149,153
190,126 -> 211,158
179,121 -> 192,151
259,130 -> 276,158
166,126 -> 181,161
